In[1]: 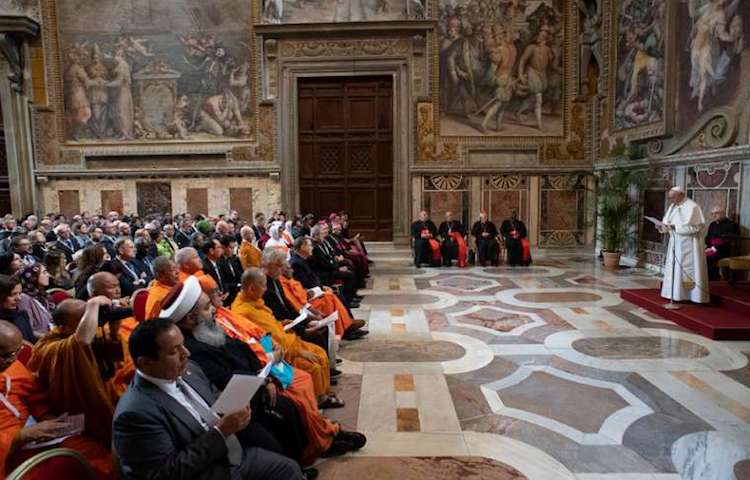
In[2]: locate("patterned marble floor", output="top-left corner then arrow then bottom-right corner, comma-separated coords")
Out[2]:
318,244 -> 750,480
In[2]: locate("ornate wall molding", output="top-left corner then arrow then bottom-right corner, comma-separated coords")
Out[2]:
417,102 -> 458,162
647,106 -> 739,159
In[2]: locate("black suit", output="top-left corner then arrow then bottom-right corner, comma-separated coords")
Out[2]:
290,253 -> 322,289
203,258 -> 225,294
182,331 -> 307,461
218,255 -> 243,303
113,361 -> 304,480
175,229 -> 195,249
310,242 -> 356,303
132,256 -> 155,285
55,238 -> 79,262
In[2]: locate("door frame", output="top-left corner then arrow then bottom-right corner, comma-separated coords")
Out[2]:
278,60 -> 412,245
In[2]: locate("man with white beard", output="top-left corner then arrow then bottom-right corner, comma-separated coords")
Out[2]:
159,276 -> 310,469
659,186 -> 710,303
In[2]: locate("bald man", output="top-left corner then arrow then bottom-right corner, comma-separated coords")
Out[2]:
0,321 -> 113,477
145,257 -> 180,320
176,247 -> 219,293
27,296 -> 122,449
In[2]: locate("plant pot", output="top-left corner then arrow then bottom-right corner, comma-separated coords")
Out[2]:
602,251 -> 621,269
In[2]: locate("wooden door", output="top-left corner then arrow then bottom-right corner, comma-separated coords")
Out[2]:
298,76 -> 393,241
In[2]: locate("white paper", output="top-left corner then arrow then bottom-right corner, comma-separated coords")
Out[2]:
326,322 -> 337,365
23,414 -> 85,450
308,312 -> 338,331
211,375 -> 265,415
308,287 -> 324,300
283,308 -> 309,332
644,216 -> 664,229
258,352 -> 275,379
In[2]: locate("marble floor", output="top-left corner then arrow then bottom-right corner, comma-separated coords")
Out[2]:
318,244 -> 750,480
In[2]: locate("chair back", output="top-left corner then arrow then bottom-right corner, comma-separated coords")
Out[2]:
132,288 -> 149,322
46,288 -> 72,305
16,342 -> 33,366
6,448 -> 96,480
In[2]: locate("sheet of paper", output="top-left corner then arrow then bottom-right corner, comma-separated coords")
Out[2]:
644,216 -> 664,228
309,287 -> 324,300
258,352 -> 275,379
23,414 -> 85,449
326,322 -> 337,365
308,312 -> 338,331
283,308 -> 309,332
211,374 -> 265,415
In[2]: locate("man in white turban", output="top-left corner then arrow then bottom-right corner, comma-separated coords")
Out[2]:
659,186 -> 709,303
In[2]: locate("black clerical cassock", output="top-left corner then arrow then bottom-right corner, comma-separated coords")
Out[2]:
411,219 -> 441,267
705,216 -> 740,280
500,216 -> 530,266
471,216 -> 499,267
438,220 -> 467,267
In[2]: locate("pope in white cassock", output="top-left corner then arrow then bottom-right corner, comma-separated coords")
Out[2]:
659,186 -> 710,303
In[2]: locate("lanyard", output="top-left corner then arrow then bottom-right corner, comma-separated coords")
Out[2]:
0,375 -> 20,418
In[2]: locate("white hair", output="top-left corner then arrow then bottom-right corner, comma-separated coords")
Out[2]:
175,247 -> 198,266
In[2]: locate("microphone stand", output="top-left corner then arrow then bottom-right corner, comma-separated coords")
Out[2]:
663,226 -> 681,310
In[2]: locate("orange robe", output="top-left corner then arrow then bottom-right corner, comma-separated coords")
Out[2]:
231,292 -> 330,396
239,241 -> 262,270
279,276 -> 353,337
27,332 -> 118,448
111,317 -> 138,394
0,361 -> 113,479
214,306 -> 337,464
145,280 -> 173,320
179,269 -> 218,293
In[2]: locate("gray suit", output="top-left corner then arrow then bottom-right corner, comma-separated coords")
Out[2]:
113,361 -> 304,480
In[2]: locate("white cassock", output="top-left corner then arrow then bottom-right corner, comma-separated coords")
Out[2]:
660,198 -> 709,303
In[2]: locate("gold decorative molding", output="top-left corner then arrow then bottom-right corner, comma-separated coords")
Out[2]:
416,102 -> 458,162
542,102 -> 586,164
279,38 -> 410,58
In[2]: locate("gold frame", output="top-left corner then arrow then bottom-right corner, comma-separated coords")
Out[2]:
432,0 -> 577,147
607,0 -> 675,141
41,0 -> 261,150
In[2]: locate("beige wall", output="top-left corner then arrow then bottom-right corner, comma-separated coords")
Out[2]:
39,175 -> 281,218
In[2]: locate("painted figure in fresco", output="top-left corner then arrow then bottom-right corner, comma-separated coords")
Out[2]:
86,46 -> 110,139
105,49 -> 135,140
64,50 -> 94,139
687,0 -> 744,112
441,18 -> 479,117
263,0 -> 284,23
480,27 -> 518,132
197,91 -> 247,137
517,31 -> 558,130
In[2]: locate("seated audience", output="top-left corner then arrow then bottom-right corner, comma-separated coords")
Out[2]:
176,247 -> 219,292
131,237 -> 155,285
0,275 -> 35,343
113,238 -> 147,297
0,253 -> 23,277
44,249 -> 74,290
54,223 -> 79,263
113,318 -> 305,480
18,264 -> 54,338
310,224 -> 358,307
0,321 -> 113,479
74,244 -> 110,299
411,210 -> 441,267
219,235 -> 243,304
438,211 -> 468,268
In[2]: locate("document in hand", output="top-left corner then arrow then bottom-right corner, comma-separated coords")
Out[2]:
309,312 -> 338,331
23,413 -> 86,449
283,308 -> 309,332
644,216 -> 664,229
211,374 -> 265,415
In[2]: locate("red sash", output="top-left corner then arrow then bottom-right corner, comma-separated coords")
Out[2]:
521,238 -> 531,262
421,229 -> 441,262
450,231 -> 468,268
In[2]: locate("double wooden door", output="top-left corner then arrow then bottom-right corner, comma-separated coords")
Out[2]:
298,76 -> 393,241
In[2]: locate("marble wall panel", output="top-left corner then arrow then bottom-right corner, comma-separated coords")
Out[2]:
424,191 -> 464,225
542,190 -> 578,231
57,190 -> 80,219
230,188 -> 253,222
101,190 -> 124,214
484,190 -> 522,227
186,189 -> 209,217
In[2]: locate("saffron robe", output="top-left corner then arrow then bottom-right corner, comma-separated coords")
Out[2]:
0,361 -> 113,479
144,280 -> 173,320
214,306 -> 337,464
239,240 -> 262,270
27,332 -> 119,448
279,276 -> 353,337
231,292 -> 330,396
179,269 -> 219,293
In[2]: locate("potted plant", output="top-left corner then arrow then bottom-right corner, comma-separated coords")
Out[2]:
596,167 -> 649,269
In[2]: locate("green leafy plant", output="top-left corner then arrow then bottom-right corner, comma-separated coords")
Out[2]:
597,167 -> 650,252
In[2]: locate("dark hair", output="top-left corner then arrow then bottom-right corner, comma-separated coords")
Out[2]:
201,237 -> 220,255
293,235 -> 311,251
0,274 -> 21,306
128,317 -> 176,361
219,235 -> 235,248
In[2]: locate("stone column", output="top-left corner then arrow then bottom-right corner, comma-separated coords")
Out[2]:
0,9 -> 40,216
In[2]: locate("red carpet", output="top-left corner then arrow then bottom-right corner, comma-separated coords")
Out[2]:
620,282 -> 750,340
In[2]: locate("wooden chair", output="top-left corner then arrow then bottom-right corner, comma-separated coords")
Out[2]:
16,341 -> 33,366
131,288 -> 150,322
716,235 -> 750,285
6,448 -> 96,480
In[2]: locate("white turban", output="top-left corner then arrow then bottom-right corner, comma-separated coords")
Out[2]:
159,275 -> 202,322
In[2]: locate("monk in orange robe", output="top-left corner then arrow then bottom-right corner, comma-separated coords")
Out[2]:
26,294 -> 121,456
231,268 -> 335,400
278,265 -> 356,338
239,226 -> 262,269
210,292 -> 339,464
0,321 -> 113,479
176,247 -> 219,292
144,257 -> 180,320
